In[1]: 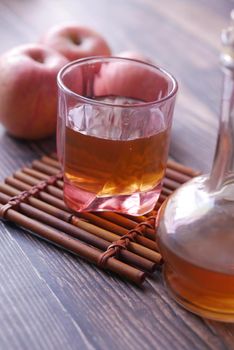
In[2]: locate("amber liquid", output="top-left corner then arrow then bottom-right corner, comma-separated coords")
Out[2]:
163,247 -> 234,322
63,99 -> 170,214
65,126 -> 169,194
158,182 -> 234,321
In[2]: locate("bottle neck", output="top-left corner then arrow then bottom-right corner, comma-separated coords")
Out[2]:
208,22 -> 234,192
209,69 -> 234,191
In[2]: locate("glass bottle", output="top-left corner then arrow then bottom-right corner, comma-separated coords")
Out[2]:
156,19 -> 234,322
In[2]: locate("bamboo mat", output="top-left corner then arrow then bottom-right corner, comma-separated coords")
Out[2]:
0,154 -> 200,285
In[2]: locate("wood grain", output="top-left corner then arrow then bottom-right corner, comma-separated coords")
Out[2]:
0,0 -> 233,349
0,222 -> 94,350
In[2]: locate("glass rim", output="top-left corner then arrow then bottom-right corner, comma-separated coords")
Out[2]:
57,56 -> 178,108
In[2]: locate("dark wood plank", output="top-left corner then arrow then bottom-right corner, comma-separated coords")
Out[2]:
207,322 -> 234,350
0,0 -> 233,349
0,221 -> 93,350
9,225 -> 226,350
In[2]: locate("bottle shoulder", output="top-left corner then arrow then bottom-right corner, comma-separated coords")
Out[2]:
157,174 -> 234,273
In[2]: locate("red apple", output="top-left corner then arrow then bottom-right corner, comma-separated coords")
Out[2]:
117,50 -> 152,63
0,44 -> 68,139
94,52 -> 169,102
40,24 -> 111,61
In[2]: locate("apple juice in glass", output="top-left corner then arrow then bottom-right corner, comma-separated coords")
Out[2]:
57,57 -> 178,215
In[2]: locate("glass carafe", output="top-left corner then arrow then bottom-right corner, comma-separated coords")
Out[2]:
156,19 -> 234,321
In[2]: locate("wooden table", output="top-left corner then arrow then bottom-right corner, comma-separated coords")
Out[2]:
0,0 -> 233,349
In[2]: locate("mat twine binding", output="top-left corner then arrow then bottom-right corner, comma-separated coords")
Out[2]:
0,172 -> 63,219
0,171 -> 157,267
98,216 -> 156,267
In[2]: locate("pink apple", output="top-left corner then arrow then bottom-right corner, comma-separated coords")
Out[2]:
0,44 -> 68,139
94,52 -> 169,102
117,50 -> 152,63
40,24 -> 111,61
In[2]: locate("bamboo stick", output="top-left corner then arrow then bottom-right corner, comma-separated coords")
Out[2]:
162,177 -> 181,191
0,182 -> 161,263
32,160 -> 58,175
0,200 -> 145,284
5,177 -> 69,211
0,191 -> 159,272
41,155 -> 61,169
167,160 -> 200,177
10,172 -> 158,251
23,167 -> 63,189
165,168 -> 191,183
97,212 -> 155,239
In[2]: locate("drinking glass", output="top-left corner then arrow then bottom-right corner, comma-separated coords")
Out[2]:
57,57 -> 178,215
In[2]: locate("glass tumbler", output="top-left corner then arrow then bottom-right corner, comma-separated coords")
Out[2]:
57,57 -> 178,215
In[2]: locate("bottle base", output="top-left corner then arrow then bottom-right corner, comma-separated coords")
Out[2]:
163,264 -> 234,322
